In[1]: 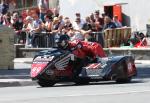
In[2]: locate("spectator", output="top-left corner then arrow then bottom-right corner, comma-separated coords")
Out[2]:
25,16 -> 34,32
82,16 -> 93,41
38,0 -> 49,21
113,15 -> 122,28
73,17 -> 83,31
89,13 -> 95,23
75,12 -> 85,27
0,0 -> 9,15
63,17 -> 73,30
94,10 -> 104,31
8,0 -> 16,14
58,15 -> 65,27
62,17 -> 73,34
0,0 -> 9,25
31,13 -> 43,47
43,14 -> 52,32
51,17 -> 61,33
82,16 -> 92,31
11,13 -> 25,43
24,16 -> 34,47
2,12 -> 11,27
103,16 -> 117,30
53,8 -> 59,18
71,18 -> 84,41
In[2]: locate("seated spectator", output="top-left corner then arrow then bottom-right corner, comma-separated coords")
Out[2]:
113,15 -> 122,28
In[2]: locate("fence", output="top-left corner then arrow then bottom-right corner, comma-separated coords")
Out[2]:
103,27 -> 131,48
25,32 -> 56,48
23,27 -> 131,48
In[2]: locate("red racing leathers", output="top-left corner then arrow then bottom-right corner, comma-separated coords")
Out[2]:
67,40 -> 106,60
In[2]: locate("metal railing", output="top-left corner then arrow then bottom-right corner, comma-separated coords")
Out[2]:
23,27 -> 132,48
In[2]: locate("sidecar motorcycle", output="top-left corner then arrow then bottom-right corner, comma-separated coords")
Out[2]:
31,48 -> 137,87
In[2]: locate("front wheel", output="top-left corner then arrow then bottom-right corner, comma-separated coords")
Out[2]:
37,79 -> 56,87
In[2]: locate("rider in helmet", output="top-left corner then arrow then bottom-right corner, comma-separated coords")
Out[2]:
56,34 -> 70,50
56,34 -> 106,59
56,34 -> 106,77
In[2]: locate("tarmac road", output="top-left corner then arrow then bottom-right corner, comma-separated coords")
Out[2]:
0,64 -> 150,103
0,59 -> 150,87
0,76 -> 149,103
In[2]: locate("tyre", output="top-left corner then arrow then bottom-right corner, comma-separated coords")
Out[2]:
37,79 -> 56,87
74,78 -> 89,85
116,77 -> 132,83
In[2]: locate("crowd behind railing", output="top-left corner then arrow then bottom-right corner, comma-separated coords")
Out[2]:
0,0 -> 133,48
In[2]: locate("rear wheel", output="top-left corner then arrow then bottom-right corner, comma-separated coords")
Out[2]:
74,78 -> 89,85
37,79 -> 56,87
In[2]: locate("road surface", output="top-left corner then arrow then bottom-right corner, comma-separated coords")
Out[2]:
0,64 -> 150,103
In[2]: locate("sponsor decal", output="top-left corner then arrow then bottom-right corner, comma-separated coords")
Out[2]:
55,54 -> 71,70
34,56 -> 54,62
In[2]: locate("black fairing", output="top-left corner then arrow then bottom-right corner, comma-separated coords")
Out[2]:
80,55 -> 135,80
34,48 -> 70,59
101,55 -> 135,80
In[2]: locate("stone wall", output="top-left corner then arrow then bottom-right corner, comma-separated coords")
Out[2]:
0,26 -> 15,69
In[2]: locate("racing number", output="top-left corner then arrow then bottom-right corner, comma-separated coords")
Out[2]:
32,66 -> 42,74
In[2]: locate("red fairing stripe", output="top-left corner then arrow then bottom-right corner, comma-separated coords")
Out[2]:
86,63 -> 101,69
